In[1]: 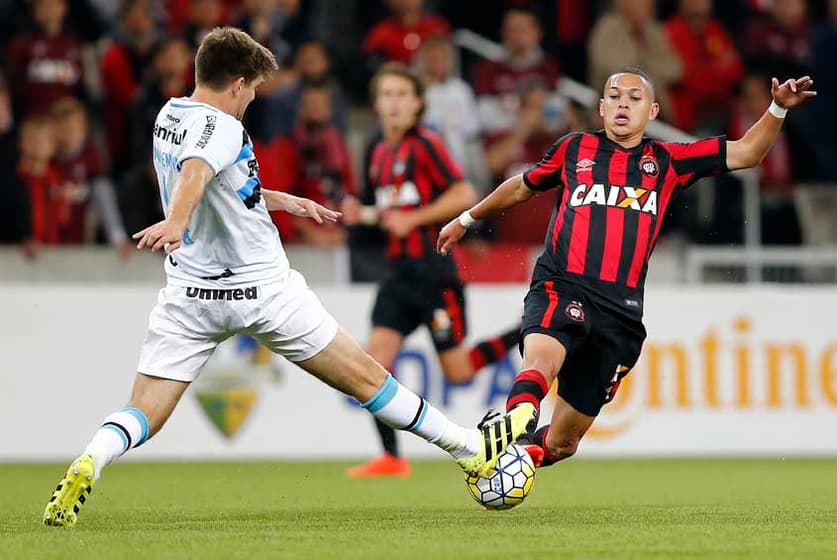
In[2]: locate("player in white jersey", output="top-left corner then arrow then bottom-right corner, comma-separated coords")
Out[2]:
43,27 -> 534,527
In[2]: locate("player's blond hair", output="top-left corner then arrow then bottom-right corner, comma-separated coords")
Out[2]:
195,27 -> 278,90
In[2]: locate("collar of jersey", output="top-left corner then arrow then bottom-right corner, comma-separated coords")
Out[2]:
169,97 -> 219,112
594,129 -> 652,152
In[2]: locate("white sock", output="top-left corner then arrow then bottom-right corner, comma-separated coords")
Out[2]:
83,407 -> 150,479
361,374 -> 479,459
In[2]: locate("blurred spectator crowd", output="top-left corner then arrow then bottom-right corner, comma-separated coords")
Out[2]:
0,0 -> 835,262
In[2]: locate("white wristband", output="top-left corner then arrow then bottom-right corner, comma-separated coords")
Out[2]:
768,100 -> 788,119
458,210 -> 477,228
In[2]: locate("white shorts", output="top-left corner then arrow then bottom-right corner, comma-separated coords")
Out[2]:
137,269 -> 338,382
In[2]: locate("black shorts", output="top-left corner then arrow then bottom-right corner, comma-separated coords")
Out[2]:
521,277 -> 646,416
371,257 -> 466,352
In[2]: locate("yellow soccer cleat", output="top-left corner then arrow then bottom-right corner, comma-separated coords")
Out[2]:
43,455 -> 96,527
456,403 -> 536,478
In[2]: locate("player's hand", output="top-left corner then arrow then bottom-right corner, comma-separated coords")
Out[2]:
772,76 -> 816,109
437,218 -> 467,256
280,194 -> 341,224
380,210 -> 416,238
133,219 -> 186,254
340,196 -> 361,226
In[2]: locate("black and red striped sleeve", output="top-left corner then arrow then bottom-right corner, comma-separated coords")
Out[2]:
662,135 -> 728,188
417,129 -> 465,190
522,132 -> 578,191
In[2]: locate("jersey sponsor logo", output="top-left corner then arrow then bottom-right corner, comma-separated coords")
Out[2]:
639,155 -> 659,177
165,113 -> 181,124
196,114 -> 217,149
576,158 -> 596,172
375,181 -> 420,208
569,183 -> 658,215
565,301 -> 585,322
153,123 -> 186,145
185,287 -> 258,301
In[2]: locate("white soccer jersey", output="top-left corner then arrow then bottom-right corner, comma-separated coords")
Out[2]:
151,97 -> 289,287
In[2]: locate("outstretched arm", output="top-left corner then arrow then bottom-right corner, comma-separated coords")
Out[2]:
262,189 -> 341,224
133,158 -> 214,254
380,180 -> 476,238
436,174 -> 537,255
727,76 -> 816,171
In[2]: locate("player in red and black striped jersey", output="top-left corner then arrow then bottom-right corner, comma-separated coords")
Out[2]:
343,63 -> 522,477
439,67 -> 816,468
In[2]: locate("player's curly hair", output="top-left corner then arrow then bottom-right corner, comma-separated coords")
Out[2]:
195,27 -> 278,90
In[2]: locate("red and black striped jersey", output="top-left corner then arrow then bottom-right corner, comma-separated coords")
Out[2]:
364,125 -> 465,260
523,130 -> 727,314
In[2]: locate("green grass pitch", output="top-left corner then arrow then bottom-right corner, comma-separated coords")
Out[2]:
3,459 -> 836,559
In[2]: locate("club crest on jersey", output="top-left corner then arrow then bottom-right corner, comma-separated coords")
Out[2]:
639,155 -> 659,177
569,183 -> 658,215
576,158 -> 596,172
565,301 -> 585,322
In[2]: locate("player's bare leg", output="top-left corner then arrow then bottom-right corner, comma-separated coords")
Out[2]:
532,394 -> 596,467
345,327 -> 410,477
436,324 -> 522,384
298,326 -> 534,477
438,347 -> 480,384
44,374 -> 189,526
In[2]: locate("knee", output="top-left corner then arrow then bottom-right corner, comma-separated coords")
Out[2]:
124,400 -> 163,437
544,432 -> 579,460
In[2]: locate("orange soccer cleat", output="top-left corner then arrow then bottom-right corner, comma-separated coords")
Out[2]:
345,453 -> 411,478
522,445 -> 545,468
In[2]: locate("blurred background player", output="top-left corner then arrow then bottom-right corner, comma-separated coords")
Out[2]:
438,67 -> 815,470
342,63 -> 521,478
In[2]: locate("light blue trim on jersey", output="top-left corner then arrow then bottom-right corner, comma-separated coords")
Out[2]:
170,100 -> 218,111
234,143 -> 255,164
408,400 -> 429,433
236,176 -> 261,201
121,407 -> 150,446
160,172 -> 170,206
103,424 -> 129,452
361,374 -> 399,413
158,172 -> 193,244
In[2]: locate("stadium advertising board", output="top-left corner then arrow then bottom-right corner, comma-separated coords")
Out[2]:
2,285 -> 836,459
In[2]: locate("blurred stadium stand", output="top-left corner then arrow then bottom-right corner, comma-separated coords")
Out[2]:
1,0 -> 835,285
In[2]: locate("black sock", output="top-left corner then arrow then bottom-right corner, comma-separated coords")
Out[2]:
374,418 -> 399,457
468,324 -> 522,370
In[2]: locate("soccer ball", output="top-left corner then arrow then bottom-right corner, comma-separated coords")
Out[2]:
465,444 -> 536,510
